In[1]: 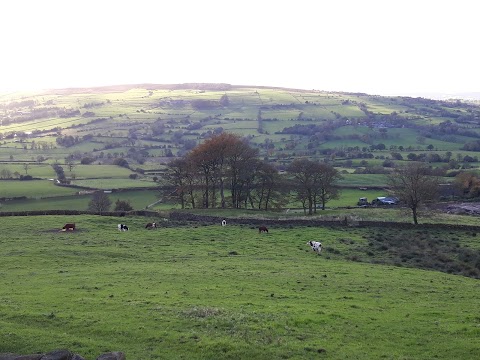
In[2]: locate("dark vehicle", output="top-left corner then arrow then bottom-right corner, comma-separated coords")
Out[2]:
357,197 -> 369,207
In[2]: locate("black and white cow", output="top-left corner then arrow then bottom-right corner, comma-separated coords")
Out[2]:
221,219 -> 227,227
118,224 -> 129,231
61,223 -> 75,231
307,241 -> 322,254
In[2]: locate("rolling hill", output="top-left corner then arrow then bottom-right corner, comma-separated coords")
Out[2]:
1,83 -> 480,210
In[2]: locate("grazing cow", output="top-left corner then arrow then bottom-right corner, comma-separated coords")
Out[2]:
61,223 -> 75,231
221,219 -> 227,227
145,222 -> 157,229
307,241 -> 322,254
258,226 -> 269,233
118,224 -> 129,231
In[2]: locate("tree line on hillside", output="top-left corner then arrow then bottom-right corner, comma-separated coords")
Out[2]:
164,133 -> 343,215
163,132 -> 477,224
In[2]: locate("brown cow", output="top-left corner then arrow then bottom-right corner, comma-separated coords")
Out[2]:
258,226 -> 268,233
61,223 -> 75,231
145,222 -> 157,229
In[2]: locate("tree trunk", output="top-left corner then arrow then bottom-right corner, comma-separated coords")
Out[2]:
204,176 -> 209,208
189,190 -> 195,209
412,206 -> 418,224
219,177 -> 226,208
308,198 -> 313,215
180,191 -> 185,209
264,188 -> 271,211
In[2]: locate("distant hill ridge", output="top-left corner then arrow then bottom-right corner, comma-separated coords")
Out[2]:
42,83 -> 368,96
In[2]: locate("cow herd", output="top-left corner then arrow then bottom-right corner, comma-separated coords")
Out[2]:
61,222 -> 157,232
60,220 -> 323,255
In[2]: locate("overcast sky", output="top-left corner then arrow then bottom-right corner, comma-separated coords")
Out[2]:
1,0 -> 478,96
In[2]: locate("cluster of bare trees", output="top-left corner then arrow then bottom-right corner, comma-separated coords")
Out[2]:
165,133 -> 285,210
287,158 -> 342,215
165,133 -> 342,213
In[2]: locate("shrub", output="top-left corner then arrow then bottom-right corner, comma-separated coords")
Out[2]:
81,157 -> 95,165
113,158 -> 129,168
114,199 -> 134,212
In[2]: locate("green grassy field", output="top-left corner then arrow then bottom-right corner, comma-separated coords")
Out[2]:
0,180 -> 78,198
0,215 -> 478,359
70,178 -> 156,189
336,174 -> 388,187
68,165 -> 135,178
0,190 -> 160,211
0,164 -> 56,178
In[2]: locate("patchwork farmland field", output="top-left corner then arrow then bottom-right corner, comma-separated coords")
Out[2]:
1,84 -> 480,215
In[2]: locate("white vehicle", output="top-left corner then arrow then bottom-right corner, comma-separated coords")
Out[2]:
372,196 -> 399,205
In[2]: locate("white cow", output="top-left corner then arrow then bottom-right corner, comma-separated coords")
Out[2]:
307,241 -> 322,254
118,224 -> 129,231
221,219 -> 227,226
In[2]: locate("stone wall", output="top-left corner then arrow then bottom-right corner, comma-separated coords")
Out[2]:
169,211 -> 480,231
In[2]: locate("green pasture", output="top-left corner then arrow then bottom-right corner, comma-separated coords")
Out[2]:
60,142 -> 101,153
0,164 -> 55,178
365,103 -> 403,115
333,126 -> 371,137
0,116 -> 92,134
67,165 -> 134,179
261,119 -> 296,133
0,180 -> 78,199
331,105 -> 366,117
0,163 -> 136,180
330,126 -> 466,152
318,139 -> 369,149
0,215 -> 479,359
337,173 -> 388,187
70,178 -> 156,189
0,153 -> 41,162
0,189 -> 159,211
219,120 -> 258,131
418,116 -> 454,126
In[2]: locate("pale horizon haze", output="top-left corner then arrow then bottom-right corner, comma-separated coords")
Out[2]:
1,0 -> 478,98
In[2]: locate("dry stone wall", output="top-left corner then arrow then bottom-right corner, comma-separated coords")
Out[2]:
169,211 -> 480,231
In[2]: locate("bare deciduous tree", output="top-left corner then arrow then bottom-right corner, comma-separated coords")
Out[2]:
287,159 -> 341,215
314,162 -> 342,211
387,162 -> 440,224
88,191 -> 112,213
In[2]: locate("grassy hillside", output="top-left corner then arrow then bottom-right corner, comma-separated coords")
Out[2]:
0,215 -> 479,359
